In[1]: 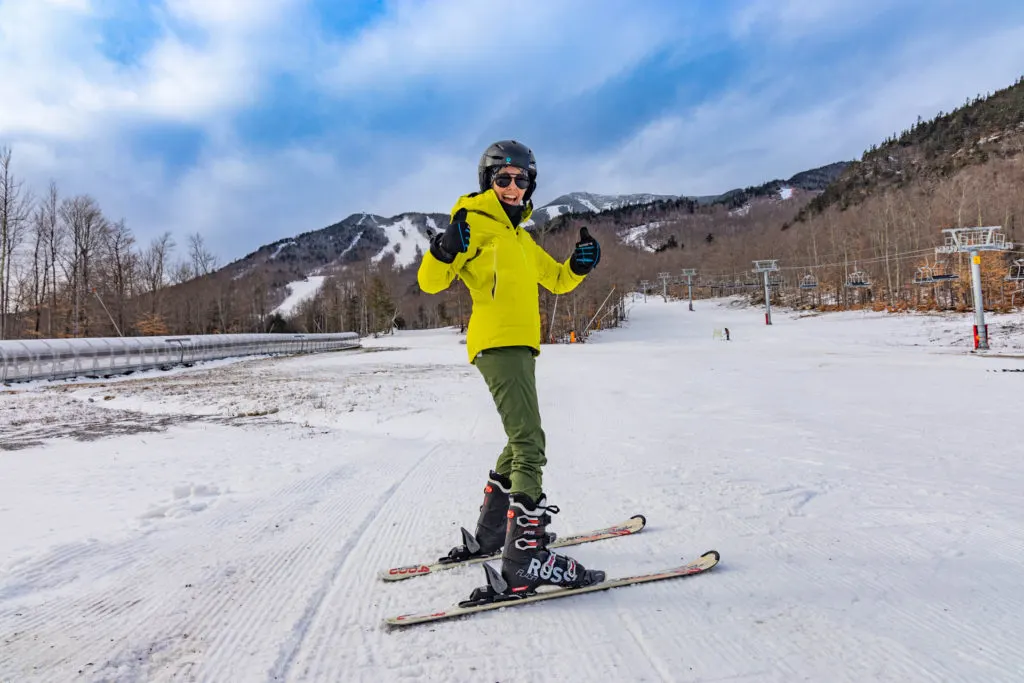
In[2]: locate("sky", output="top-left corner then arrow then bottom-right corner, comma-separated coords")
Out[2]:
2,0 -> 1024,264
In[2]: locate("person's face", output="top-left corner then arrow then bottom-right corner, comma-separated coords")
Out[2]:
491,165 -> 530,205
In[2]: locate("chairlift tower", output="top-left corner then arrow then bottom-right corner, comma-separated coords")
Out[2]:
935,226 -> 1013,350
658,272 -> 672,301
752,260 -> 780,325
681,268 -> 697,311
639,279 -> 651,303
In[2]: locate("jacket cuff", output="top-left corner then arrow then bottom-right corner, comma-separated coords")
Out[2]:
429,234 -> 456,264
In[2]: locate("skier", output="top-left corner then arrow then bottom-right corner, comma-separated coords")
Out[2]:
417,140 -> 605,595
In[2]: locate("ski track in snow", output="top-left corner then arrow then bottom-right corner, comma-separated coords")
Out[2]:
2,299 -> 1024,681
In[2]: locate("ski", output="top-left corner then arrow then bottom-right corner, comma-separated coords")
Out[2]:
384,550 -> 720,628
380,514 -> 646,582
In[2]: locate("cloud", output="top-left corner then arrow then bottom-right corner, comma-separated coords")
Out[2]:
166,0 -> 296,28
540,16 -> 1024,198
2,0 -> 1023,269
729,0 -> 894,41
319,0 -> 693,101
0,0 -> 304,140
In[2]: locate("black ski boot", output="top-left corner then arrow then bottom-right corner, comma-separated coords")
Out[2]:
461,492 -> 604,605
441,471 -> 512,563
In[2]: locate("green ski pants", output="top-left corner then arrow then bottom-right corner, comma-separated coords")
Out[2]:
474,346 -> 546,502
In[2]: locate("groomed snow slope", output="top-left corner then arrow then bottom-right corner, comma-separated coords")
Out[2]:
2,298 -> 1024,682
272,276 -> 327,317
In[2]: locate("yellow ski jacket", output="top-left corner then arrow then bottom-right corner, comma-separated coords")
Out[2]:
417,190 -> 587,363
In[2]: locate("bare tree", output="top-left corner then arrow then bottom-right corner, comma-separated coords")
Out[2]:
29,204 -> 50,335
101,218 -> 136,335
0,146 -> 33,338
171,260 -> 194,285
41,182 -> 64,337
59,194 -> 107,336
188,232 -> 218,277
140,231 -> 175,314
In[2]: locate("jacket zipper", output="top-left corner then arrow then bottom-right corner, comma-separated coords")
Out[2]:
491,246 -> 498,298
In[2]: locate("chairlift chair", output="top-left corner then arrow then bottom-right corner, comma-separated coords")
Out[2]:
913,266 -> 935,285
846,270 -> 871,288
931,259 -> 960,282
799,274 -> 818,290
1007,260 -> 1024,306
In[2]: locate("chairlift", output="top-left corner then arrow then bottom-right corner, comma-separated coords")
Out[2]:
931,259 -> 960,282
913,266 -> 935,285
799,274 -> 818,290
1007,260 -> 1024,305
846,270 -> 871,288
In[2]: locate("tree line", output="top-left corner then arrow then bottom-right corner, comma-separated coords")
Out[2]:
0,146 -> 219,340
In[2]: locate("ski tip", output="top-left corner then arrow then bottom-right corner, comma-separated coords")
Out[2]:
631,514 -> 647,527
383,618 -> 410,631
701,550 -> 721,563
380,564 -> 432,581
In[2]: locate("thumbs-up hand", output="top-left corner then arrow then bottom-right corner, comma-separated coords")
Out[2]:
430,208 -> 471,263
569,226 -> 601,275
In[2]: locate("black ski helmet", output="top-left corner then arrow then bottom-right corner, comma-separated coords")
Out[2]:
478,140 -> 537,202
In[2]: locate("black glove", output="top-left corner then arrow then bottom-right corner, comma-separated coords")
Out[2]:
430,208 -> 471,264
569,227 -> 600,275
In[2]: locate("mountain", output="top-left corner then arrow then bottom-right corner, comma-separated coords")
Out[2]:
527,192 -> 679,226
214,160 -> 852,314
228,159 -> 851,287
225,211 -> 447,290
799,76 -> 1024,218
787,161 -> 851,190
533,162 -> 851,228
695,161 -> 851,211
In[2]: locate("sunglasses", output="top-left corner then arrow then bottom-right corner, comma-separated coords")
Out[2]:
493,173 -> 531,190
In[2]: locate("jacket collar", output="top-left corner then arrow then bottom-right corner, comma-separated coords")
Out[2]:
454,190 -> 533,229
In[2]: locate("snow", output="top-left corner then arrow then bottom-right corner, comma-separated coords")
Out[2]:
272,275 -> 327,317
3,298 -> 1024,681
537,193 -> 677,222
620,222 -> 663,252
337,229 -> 364,260
269,240 -> 296,260
780,186 -> 794,200
371,216 -> 430,268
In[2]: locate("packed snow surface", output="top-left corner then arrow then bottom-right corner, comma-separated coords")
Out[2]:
3,297 -> 1024,681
